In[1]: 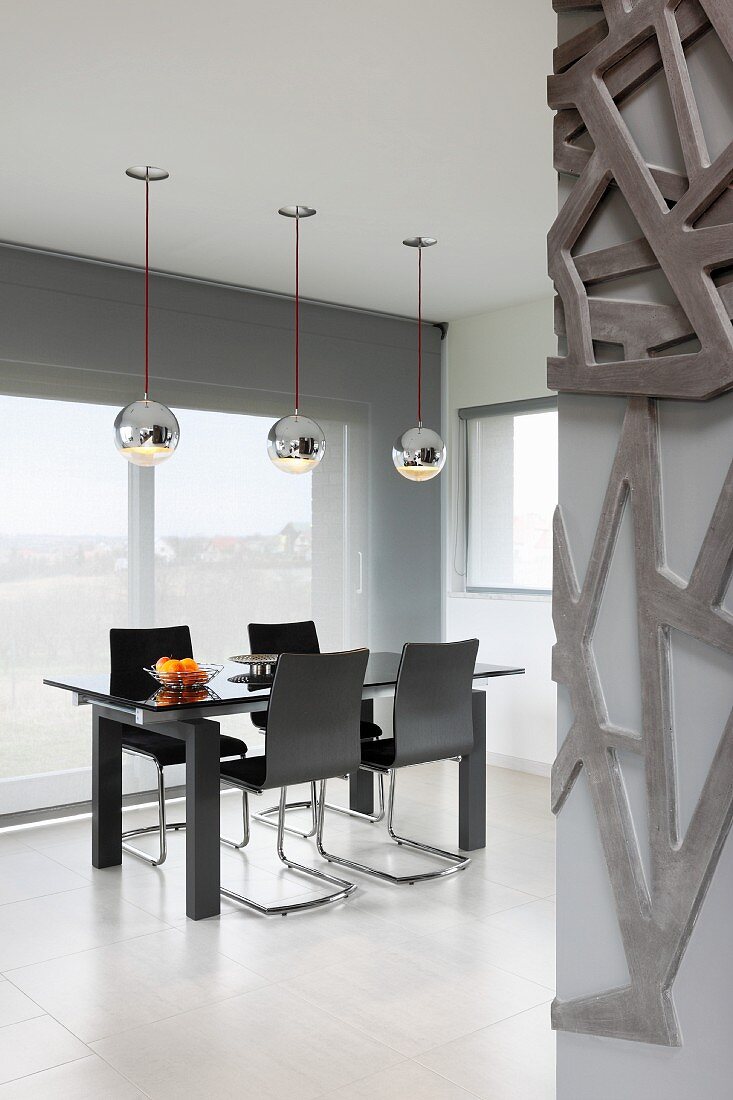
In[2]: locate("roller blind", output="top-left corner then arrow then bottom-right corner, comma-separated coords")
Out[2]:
460,398 -> 557,593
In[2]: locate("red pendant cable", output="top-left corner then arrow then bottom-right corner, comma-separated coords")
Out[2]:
294,212 -> 300,416
144,169 -> 150,402
417,246 -> 423,427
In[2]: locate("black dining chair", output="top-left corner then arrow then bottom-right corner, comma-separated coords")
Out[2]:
219,648 -> 369,915
110,626 -> 249,866
247,620 -> 384,837
317,638 -> 480,884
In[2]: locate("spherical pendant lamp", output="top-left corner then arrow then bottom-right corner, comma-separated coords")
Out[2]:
114,167 -> 180,467
393,237 -> 446,482
267,205 -> 326,474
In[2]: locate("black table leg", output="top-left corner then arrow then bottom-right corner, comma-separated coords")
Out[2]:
92,709 -> 123,868
183,719 -> 221,920
349,699 -> 375,815
459,690 -> 487,851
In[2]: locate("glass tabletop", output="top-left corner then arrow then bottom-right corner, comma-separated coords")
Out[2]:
44,651 -> 525,713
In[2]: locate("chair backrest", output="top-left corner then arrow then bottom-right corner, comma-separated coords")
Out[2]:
262,649 -> 368,788
110,625 -> 193,674
392,639 -> 479,767
248,620 -> 320,656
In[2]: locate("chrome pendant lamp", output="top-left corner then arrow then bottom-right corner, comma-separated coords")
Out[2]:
267,205 -> 326,474
114,166 -> 180,467
392,236 -> 446,482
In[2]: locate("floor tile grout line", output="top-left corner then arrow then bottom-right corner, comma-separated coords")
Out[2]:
0,924 -> 191,981
474,875 -> 554,900
84,979 -> 406,1074
1,970 -> 96,1044
0,999 -> 96,1085
3,928 -> 274,1021
312,1056 -> 484,1100
404,1056 -> 484,1100
308,1058 -> 412,1100
271,976 -> 413,1060
0,917 -> 179,977
0,1049 -> 94,1090
4,935 -> 284,1051
0,1048 -> 154,1098
274,972 -> 554,1067
0,880 -> 93,910
317,908 -> 556,996
209,928 -> 399,986
413,997 -> 555,1061
72,983 -> 274,1049
1,772 -> 555,1089
476,894 -> 556,931
19,846 -> 98,881
92,1045 -> 156,1099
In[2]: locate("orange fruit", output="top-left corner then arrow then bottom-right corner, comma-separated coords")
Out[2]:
155,656 -> 171,671
162,659 -> 183,674
156,689 -> 179,705
180,658 -> 199,672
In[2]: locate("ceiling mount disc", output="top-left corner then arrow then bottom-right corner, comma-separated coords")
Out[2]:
403,236 -> 437,248
126,166 -> 170,181
278,205 -> 317,218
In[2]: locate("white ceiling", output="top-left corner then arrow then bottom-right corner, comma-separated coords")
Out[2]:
3,1 -> 555,321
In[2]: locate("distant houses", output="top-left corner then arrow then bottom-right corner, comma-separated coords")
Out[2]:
197,523 -> 311,564
0,522 -> 312,581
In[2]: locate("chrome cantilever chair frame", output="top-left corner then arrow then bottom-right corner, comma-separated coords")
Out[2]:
317,766 -> 469,884
315,638 -> 480,885
247,620 -> 384,837
121,747 -> 249,866
255,771 -> 386,839
221,647 -> 368,915
112,624 -> 249,867
221,781 -> 356,916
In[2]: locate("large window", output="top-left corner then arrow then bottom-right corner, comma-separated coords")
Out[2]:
155,407 -> 316,659
463,398 -> 557,593
1,395 -> 360,813
0,396 -> 127,789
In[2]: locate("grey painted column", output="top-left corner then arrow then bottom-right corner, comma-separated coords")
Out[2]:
92,709 -> 123,868
182,718 -> 221,920
458,690 -> 487,850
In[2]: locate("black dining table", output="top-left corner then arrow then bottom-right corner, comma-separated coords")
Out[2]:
44,652 -> 524,920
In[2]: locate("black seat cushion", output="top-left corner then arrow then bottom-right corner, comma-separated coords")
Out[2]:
250,713 -> 381,739
247,621 -> 382,741
219,754 -> 267,790
360,737 -> 397,768
359,720 -> 382,740
122,731 -> 247,768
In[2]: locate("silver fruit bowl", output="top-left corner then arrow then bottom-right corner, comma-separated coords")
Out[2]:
144,662 -> 223,691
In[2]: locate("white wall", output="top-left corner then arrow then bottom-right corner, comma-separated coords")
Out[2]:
443,297 -> 556,773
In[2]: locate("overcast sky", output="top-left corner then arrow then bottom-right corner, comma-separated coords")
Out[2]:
0,396 -> 312,538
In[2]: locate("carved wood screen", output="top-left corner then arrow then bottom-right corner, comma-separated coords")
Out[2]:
548,0 -> 733,1046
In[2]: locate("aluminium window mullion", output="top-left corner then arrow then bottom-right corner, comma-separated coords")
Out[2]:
127,464 -> 155,628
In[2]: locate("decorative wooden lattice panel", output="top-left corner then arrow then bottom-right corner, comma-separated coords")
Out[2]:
548,0 -> 733,1046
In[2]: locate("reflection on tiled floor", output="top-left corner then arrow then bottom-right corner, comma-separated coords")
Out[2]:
0,764 -> 555,1098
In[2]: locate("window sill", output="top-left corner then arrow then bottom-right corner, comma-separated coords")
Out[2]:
447,589 -> 552,604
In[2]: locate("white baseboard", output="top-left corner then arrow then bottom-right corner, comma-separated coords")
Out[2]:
0,758 -> 169,817
485,751 -> 552,778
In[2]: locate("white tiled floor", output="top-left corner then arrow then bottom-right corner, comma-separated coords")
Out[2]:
0,764 -> 555,1098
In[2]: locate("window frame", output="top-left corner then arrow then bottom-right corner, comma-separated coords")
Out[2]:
458,396 -> 558,597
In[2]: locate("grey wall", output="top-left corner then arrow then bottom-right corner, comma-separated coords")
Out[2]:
0,242 -> 443,650
557,394 -> 733,1096
555,10 -> 733,1098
